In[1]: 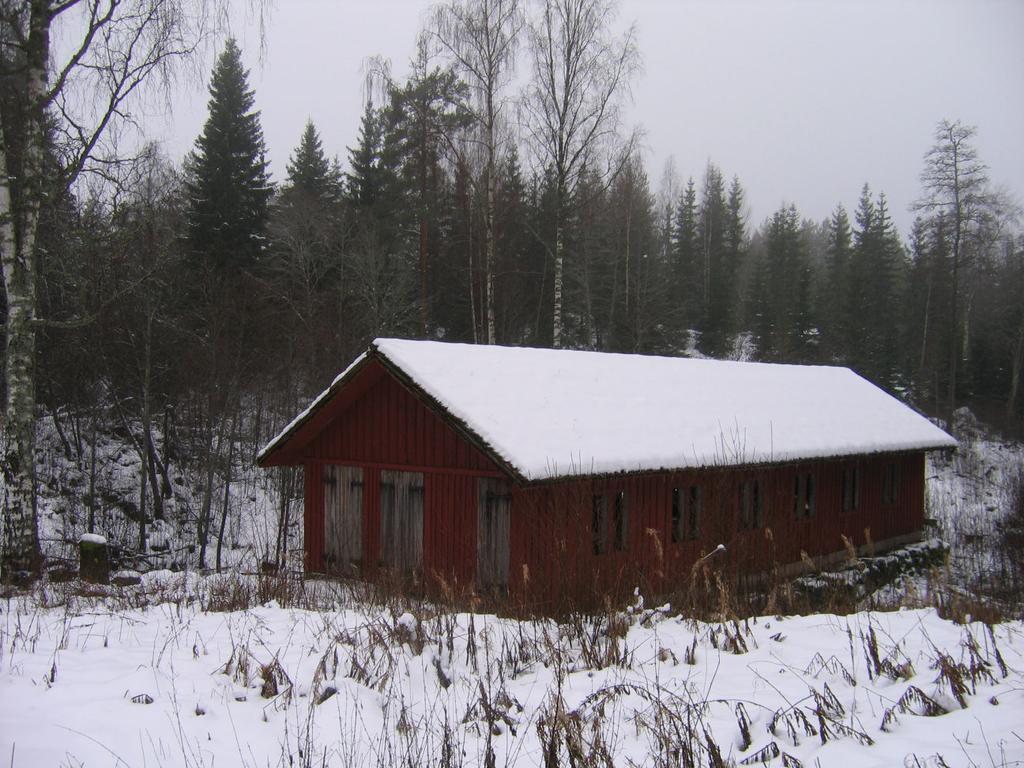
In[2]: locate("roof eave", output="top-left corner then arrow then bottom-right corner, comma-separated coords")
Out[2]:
256,353 -> 373,467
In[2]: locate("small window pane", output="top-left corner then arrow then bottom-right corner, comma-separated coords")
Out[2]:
740,479 -> 762,530
671,488 -> 681,543
592,495 -> 607,555
688,486 -> 701,539
613,491 -> 628,551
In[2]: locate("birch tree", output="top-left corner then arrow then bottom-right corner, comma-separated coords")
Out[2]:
914,120 -> 994,426
432,0 -> 523,344
523,0 -> 638,347
0,0 -> 228,580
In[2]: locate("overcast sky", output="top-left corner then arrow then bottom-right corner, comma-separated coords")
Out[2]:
148,0 -> 1023,237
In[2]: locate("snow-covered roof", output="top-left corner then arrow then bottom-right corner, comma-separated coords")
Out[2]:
260,338 -> 956,481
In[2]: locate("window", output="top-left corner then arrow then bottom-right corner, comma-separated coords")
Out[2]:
671,488 -> 682,543
592,495 -> 607,554
613,491 -> 628,551
882,463 -> 898,505
672,486 -> 701,543
841,464 -> 860,512
688,486 -> 702,539
739,478 -> 763,530
793,473 -> 816,519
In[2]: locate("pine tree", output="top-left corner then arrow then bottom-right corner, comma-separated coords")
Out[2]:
284,120 -> 341,203
345,102 -> 386,210
754,204 -> 811,360
695,163 -> 727,353
185,39 -> 271,273
843,185 -> 875,373
494,147 -> 534,343
822,204 -> 852,361
672,178 -> 699,340
387,54 -> 469,336
868,193 -> 904,386
710,175 -> 746,356
843,186 -> 905,387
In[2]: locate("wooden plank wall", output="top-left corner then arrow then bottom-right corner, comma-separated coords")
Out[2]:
306,372 -> 500,473
323,465 -> 363,574
380,470 -> 424,574
509,452 -> 927,608
303,461 -> 324,573
477,478 -> 512,590
423,472 -> 477,588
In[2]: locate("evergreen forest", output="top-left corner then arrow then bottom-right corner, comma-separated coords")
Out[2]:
2,0 -> 1022,577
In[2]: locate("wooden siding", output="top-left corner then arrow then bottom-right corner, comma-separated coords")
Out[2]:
323,465 -> 363,574
380,469 -> 425,574
477,478 -> 512,590
423,472 -> 478,588
306,369 -> 500,474
295,361 -> 930,607
509,452 -> 926,608
303,461 -> 323,573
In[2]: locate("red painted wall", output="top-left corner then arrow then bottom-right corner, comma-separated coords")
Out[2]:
305,369 -> 500,474
508,452 -> 926,608
300,367 -> 497,578
296,363 -> 928,605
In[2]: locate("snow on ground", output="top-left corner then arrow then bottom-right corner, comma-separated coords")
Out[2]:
2,577 -> 1023,767
927,420 -> 1023,598
33,413 -> 295,574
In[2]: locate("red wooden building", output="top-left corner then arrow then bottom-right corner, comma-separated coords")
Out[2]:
258,339 -> 956,606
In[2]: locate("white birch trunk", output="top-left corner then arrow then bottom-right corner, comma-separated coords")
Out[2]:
0,5 -> 48,577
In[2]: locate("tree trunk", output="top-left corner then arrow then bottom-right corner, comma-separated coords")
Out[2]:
88,404 -> 98,534
197,404 -> 227,570
274,466 -> 296,569
214,412 -> 237,572
485,111 -> 497,345
919,271 -> 932,374
552,183 -> 564,348
138,315 -> 153,553
1008,317 -> 1024,420
0,3 -> 49,578
419,114 -> 430,336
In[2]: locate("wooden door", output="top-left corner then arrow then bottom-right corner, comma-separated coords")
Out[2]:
477,478 -> 511,590
380,470 -> 424,574
323,465 -> 364,574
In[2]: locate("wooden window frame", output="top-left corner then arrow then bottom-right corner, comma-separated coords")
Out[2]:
671,487 -> 682,544
612,491 -> 628,551
687,485 -> 701,540
672,485 -> 703,542
739,478 -> 763,530
841,464 -> 860,513
592,495 -> 608,555
793,473 -> 816,520
881,463 -> 898,506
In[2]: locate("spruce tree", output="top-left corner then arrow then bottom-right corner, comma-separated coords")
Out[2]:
494,148 -> 534,343
672,178 -> 699,339
284,120 -> 341,203
845,185 -> 905,387
712,175 -> 746,356
345,102 -> 385,209
756,204 -> 810,360
185,39 -> 271,272
822,204 -> 852,361
695,163 -> 727,353
867,192 -> 904,386
843,185 -> 875,373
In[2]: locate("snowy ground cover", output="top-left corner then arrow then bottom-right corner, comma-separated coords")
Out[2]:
926,424 -> 1023,606
2,575 -> 1023,767
33,413 -> 296,575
